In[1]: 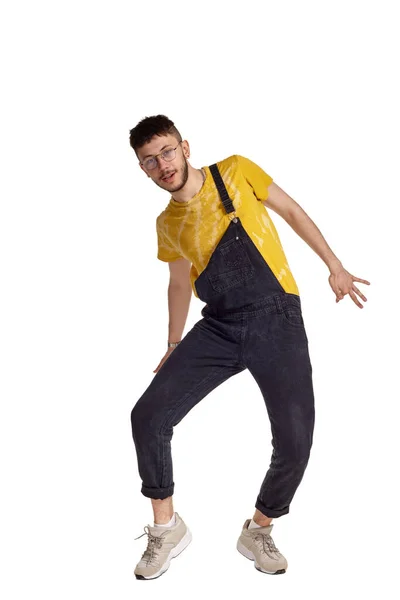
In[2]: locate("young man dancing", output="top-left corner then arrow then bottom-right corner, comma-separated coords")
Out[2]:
129,114 -> 370,579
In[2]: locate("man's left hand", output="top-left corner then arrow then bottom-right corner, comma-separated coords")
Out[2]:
328,267 -> 370,308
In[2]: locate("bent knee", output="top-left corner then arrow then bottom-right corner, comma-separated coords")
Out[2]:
130,400 -> 170,438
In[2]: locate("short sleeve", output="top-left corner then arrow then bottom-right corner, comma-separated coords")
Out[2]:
236,155 -> 273,202
156,219 -> 184,262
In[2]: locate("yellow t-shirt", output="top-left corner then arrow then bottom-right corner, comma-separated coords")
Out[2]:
156,154 -> 299,299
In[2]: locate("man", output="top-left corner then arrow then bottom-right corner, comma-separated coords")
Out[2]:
129,114 -> 370,580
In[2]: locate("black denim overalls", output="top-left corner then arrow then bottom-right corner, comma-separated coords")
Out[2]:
131,164 -> 315,519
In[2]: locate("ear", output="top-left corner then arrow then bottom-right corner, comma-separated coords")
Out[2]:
182,140 -> 190,158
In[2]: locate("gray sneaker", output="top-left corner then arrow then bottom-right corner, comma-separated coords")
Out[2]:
134,512 -> 192,580
237,519 -> 288,574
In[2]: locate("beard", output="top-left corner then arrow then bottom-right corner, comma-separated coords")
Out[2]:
156,158 -> 189,193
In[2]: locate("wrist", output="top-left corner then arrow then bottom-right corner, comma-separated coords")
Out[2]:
328,258 -> 343,274
168,341 -> 181,348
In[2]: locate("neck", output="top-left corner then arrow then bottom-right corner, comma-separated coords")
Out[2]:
171,166 -> 205,203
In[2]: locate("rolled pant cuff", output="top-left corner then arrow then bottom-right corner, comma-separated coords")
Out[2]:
141,484 -> 174,500
255,499 -> 289,519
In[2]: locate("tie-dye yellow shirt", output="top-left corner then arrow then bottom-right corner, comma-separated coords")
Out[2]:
156,154 -> 299,299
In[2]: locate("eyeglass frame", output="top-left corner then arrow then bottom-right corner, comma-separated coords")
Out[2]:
139,141 -> 183,171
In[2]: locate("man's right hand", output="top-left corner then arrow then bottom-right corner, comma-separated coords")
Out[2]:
153,347 -> 176,373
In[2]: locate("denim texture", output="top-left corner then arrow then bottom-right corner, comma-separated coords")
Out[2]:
131,164 -> 315,518
131,293 -> 315,518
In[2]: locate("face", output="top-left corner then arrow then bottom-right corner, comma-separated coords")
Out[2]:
137,134 -> 190,193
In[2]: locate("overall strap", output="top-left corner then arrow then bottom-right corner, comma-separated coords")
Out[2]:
209,164 -> 236,215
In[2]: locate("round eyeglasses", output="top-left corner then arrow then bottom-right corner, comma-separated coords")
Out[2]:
140,141 -> 182,171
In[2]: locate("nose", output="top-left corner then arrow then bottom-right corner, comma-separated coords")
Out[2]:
155,154 -> 171,169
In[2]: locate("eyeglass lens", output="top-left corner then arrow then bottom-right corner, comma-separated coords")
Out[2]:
144,147 -> 176,170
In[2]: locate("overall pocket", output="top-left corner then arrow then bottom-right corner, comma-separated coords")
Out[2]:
219,237 -> 251,268
206,237 -> 255,293
281,305 -> 305,328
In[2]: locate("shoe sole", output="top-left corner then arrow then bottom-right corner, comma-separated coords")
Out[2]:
135,528 -> 192,580
236,540 -> 286,575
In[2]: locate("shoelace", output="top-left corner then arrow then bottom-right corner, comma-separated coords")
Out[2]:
252,532 -> 280,557
134,525 -> 167,566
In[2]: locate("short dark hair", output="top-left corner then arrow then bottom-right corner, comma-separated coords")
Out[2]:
129,114 -> 182,155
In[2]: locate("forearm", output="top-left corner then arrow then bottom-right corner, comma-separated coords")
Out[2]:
286,204 -> 343,274
167,281 -> 192,343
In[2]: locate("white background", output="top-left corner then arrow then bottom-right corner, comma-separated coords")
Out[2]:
1,0 -> 399,598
